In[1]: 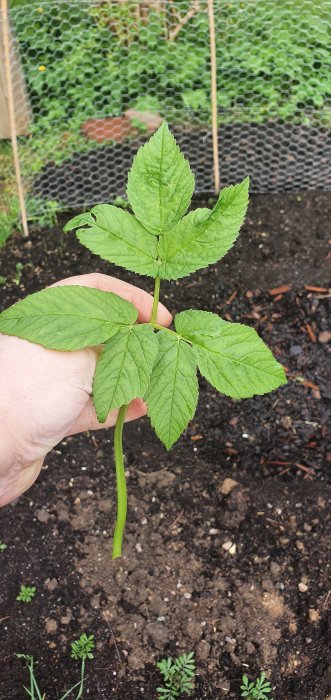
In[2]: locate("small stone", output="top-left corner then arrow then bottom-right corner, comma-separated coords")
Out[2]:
222,541 -> 233,551
298,582 -> 308,593
229,543 -> 237,556
281,416 -> 292,429
289,344 -> 303,357
220,478 -> 238,495
209,528 -> 220,535
135,543 -> 143,553
36,508 -> 50,523
45,578 -> 58,592
61,615 -> 71,625
183,592 -> 192,599
308,608 -> 320,622
270,561 -> 281,577
318,330 -> 331,344
45,618 -> 58,634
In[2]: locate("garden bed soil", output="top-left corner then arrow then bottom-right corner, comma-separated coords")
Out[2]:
0,190 -> 330,700
33,122 -> 331,209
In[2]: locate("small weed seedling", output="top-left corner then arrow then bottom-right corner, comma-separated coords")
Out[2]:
17,585 -> 36,603
156,652 -> 195,699
14,262 -> 24,286
17,633 -> 94,700
240,672 -> 274,700
0,124 -> 286,558
0,540 -> 7,551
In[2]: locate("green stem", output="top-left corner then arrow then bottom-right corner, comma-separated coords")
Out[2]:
75,658 -> 85,700
111,276 -> 161,558
152,322 -> 178,337
112,404 -> 129,559
151,275 -> 160,324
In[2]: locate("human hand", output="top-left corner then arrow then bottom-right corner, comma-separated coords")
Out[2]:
0,273 -> 172,506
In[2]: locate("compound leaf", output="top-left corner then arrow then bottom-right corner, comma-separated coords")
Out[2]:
145,331 -> 198,449
0,286 -> 137,350
65,205 -> 159,278
158,178 -> 249,280
175,310 -> 287,398
127,122 -> 195,235
93,324 -> 158,422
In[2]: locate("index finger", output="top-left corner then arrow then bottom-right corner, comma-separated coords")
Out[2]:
52,273 -> 172,326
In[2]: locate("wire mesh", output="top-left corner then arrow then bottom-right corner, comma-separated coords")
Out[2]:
1,0 -> 331,220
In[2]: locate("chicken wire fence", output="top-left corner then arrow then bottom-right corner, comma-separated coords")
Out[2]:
1,0 -> 331,224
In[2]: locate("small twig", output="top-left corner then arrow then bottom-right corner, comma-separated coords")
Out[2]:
104,617 -> 123,669
168,0 -> 200,41
166,509 -> 184,532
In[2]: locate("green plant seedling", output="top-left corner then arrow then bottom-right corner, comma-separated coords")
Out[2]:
0,540 -> 7,551
240,672 -> 274,700
17,633 -> 94,700
0,276 -> 6,285
156,652 -> 195,699
14,262 -> 24,286
0,123 -> 287,558
16,585 -> 36,603
70,633 -> 95,700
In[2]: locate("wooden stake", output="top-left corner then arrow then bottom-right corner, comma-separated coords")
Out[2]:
1,0 -> 29,237
207,0 -> 220,194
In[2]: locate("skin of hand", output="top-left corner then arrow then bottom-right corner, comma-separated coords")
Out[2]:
0,273 -> 172,507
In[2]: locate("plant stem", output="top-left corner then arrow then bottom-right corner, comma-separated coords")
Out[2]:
151,275 -> 160,324
152,322 -> 178,337
75,659 -> 85,700
112,404 -> 129,559
111,276 -> 161,558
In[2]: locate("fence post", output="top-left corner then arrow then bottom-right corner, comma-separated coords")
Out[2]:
1,0 -> 29,238
207,0 -> 220,194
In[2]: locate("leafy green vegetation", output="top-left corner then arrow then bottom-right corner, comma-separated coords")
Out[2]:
16,585 -> 36,603
240,672 -> 274,700
17,633 -> 94,700
0,124 -> 287,556
7,0 -> 330,183
0,540 -> 7,551
156,652 -> 196,699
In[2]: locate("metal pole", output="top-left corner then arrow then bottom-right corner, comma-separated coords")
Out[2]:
207,0 -> 220,194
1,0 -> 29,237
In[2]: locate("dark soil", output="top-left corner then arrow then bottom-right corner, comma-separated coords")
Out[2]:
33,122 -> 331,209
0,191 -> 330,700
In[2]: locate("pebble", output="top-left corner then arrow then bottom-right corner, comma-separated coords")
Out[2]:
308,608 -> 320,622
45,578 -> 58,592
289,344 -> 303,356
222,541 -> 233,551
298,582 -> 308,593
45,618 -> 58,634
36,508 -> 50,523
220,478 -> 238,495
